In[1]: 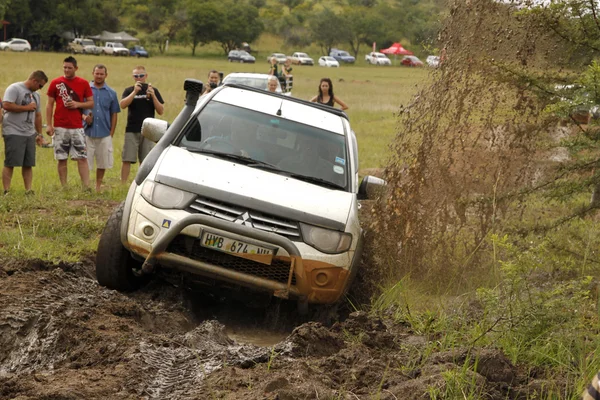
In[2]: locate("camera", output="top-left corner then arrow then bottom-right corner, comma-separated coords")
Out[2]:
140,83 -> 149,90
209,82 -> 218,89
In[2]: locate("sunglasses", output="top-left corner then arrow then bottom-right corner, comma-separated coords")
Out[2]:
133,73 -> 146,78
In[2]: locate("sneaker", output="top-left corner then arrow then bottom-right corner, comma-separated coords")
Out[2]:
3,190 -> 8,196
25,190 -> 35,196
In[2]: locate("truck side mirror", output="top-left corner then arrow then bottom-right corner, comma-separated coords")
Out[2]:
142,118 -> 168,143
358,175 -> 386,200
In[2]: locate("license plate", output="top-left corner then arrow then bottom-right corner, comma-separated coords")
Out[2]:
200,231 -> 274,265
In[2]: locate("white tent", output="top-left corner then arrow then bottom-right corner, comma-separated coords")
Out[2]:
89,31 -> 139,43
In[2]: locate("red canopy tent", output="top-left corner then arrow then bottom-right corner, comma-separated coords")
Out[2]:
380,42 -> 413,55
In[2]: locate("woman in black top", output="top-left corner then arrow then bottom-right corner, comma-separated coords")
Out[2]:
310,78 -> 348,110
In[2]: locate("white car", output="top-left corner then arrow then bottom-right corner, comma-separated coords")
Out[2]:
267,53 -> 287,64
222,72 -> 292,96
426,55 -> 440,68
365,52 -> 391,65
290,52 -> 314,66
95,79 -> 384,313
318,56 -> 340,68
0,38 -> 31,52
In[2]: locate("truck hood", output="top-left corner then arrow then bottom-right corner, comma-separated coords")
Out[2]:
152,146 -> 353,230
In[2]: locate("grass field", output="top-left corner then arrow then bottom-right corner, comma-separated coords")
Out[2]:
0,50 -> 428,261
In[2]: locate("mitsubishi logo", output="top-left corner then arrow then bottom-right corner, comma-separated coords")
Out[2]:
234,212 -> 253,227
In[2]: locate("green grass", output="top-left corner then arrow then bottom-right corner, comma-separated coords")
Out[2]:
0,50 -> 428,260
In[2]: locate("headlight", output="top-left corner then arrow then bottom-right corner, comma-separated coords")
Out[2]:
141,181 -> 195,209
300,223 -> 352,254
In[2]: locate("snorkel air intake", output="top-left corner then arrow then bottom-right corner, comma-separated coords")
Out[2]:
135,79 -> 204,186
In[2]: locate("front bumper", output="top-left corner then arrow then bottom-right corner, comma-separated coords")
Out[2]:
125,198 -> 354,305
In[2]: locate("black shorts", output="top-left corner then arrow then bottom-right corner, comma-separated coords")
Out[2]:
3,134 -> 36,168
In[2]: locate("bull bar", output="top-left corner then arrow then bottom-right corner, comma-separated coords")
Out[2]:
138,214 -> 308,301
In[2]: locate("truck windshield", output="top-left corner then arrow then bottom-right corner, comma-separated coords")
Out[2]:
178,101 -> 348,190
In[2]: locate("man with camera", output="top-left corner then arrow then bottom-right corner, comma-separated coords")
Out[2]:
202,70 -> 221,95
119,65 -> 164,184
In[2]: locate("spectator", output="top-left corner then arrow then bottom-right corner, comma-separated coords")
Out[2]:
267,76 -> 278,93
202,70 -> 221,95
269,57 -> 279,77
280,59 -> 293,92
119,65 -> 164,184
2,70 -> 47,195
282,58 -> 293,77
83,64 -> 120,192
310,78 -> 348,110
46,56 -> 94,189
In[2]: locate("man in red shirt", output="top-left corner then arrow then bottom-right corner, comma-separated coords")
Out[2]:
46,56 -> 94,189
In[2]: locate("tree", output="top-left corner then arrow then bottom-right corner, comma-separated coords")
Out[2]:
309,8 -> 347,56
213,1 -> 263,55
279,0 -> 304,13
184,0 -> 222,56
342,7 -> 385,58
121,0 -> 181,34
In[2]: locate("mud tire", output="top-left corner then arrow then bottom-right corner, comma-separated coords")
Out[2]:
96,202 -> 145,291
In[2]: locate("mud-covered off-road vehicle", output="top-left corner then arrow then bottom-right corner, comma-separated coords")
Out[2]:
96,79 -> 384,312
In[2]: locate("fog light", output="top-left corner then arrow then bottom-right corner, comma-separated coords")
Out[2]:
315,271 -> 329,287
143,225 -> 155,237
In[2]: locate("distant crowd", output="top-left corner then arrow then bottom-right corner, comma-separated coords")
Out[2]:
1,55 -> 348,195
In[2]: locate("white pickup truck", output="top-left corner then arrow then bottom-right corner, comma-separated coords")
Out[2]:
95,79 -> 385,314
102,42 -> 129,56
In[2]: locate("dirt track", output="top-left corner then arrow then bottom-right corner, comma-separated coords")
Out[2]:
0,259 -> 563,399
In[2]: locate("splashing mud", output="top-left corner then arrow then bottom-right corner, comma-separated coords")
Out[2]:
371,0 -> 598,288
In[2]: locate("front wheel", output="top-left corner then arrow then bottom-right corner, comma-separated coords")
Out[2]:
96,202 -> 145,291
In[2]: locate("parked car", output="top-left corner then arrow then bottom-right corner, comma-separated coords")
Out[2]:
228,50 -> 256,63
68,38 -> 101,55
267,53 -> 287,64
401,55 -> 424,67
222,72 -> 292,96
102,42 -> 129,56
426,55 -> 440,68
130,45 -> 149,58
0,38 -> 31,52
95,78 -> 384,313
365,52 -> 391,65
318,56 -> 340,68
290,52 -> 314,66
329,49 -> 355,64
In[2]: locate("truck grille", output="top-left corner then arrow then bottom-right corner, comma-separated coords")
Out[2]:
186,196 -> 301,239
166,235 -> 296,285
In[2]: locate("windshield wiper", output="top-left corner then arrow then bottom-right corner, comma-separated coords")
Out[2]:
246,161 -> 282,171
186,148 -> 254,162
186,149 -> 279,169
287,173 -> 345,190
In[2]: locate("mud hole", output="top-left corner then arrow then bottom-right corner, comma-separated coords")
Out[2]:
0,259 -> 564,399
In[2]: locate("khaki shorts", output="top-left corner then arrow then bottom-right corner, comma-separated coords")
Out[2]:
53,127 -> 87,160
122,131 -> 154,164
86,136 -> 113,170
